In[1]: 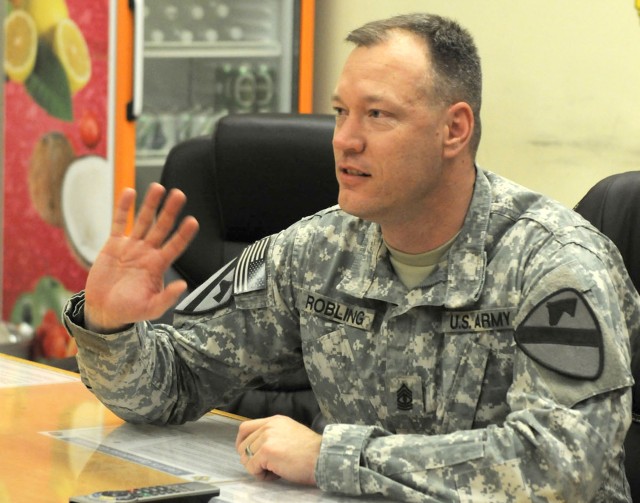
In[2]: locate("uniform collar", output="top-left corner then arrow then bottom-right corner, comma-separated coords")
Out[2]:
444,167 -> 490,308
338,167 -> 491,309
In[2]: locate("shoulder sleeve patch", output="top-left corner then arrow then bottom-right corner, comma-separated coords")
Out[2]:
233,237 -> 270,295
515,288 -> 603,380
175,258 -> 237,314
174,237 -> 271,315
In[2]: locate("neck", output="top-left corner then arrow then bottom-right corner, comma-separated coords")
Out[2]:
382,163 -> 475,254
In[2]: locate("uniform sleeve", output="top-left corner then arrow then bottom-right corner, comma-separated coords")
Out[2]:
315,237 -> 636,501
316,385 -> 630,501
63,230 -> 306,426
63,292 -> 217,424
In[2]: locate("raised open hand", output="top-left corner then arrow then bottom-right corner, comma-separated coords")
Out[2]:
84,183 -> 199,333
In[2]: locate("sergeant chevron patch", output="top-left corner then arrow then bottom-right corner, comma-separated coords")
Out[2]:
515,288 -> 603,380
396,383 -> 413,411
234,237 -> 270,295
175,258 -> 237,314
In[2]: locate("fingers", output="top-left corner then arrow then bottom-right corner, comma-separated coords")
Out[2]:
144,187 -> 189,248
236,417 -> 270,450
236,416 -> 292,480
236,417 -> 270,471
130,183 -> 167,241
126,184 -> 197,260
238,429 -> 279,482
160,215 -> 199,264
236,416 -> 321,486
111,188 -> 137,237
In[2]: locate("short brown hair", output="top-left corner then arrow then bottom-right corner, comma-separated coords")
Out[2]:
347,13 -> 483,156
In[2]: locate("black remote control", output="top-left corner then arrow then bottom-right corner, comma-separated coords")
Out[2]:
69,481 -> 220,502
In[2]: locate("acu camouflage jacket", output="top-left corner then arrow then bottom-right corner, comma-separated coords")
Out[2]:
65,168 -> 638,502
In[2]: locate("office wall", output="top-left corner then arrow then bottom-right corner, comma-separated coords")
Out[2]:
312,1 -> 640,208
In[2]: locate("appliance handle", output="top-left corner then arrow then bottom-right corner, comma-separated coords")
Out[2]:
127,0 -> 145,121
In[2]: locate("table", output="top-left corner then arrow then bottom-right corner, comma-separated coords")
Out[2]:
0,354 -> 188,502
0,355 -> 381,503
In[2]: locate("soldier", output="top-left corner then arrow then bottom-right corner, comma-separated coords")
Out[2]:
64,13 -> 637,502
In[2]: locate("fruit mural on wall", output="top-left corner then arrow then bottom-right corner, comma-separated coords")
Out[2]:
2,0 -> 110,358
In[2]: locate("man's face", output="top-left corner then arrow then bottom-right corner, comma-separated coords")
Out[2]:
331,32 -> 450,228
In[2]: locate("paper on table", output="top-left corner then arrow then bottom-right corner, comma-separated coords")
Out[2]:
0,357 -> 79,387
44,413 -> 386,502
216,480 -> 386,503
43,413 -> 249,483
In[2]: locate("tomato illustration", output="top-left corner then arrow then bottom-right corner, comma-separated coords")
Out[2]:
79,109 -> 101,149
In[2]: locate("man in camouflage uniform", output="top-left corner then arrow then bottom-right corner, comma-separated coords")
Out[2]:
64,13 -> 637,502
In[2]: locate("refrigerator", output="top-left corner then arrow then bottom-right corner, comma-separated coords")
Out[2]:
0,0 -> 315,360
136,0 -> 316,197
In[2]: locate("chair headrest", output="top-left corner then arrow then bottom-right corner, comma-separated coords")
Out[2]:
214,113 -> 337,241
159,135 -> 220,287
574,171 -> 640,293
159,113 -> 338,288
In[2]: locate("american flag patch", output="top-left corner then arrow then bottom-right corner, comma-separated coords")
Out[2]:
234,237 -> 270,295
175,258 -> 237,314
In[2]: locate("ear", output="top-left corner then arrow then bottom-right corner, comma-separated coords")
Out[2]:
442,102 -> 474,159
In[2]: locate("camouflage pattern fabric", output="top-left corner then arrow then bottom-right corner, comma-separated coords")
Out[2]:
64,168 -> 638,502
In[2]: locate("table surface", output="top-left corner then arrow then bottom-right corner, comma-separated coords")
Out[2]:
0,354 -> 386,503
0,355 -> 189,503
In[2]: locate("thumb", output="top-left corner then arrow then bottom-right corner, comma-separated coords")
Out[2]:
148,280 -> 189,319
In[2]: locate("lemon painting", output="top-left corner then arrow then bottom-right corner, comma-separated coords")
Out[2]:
4,9 -> 37,83
3,0 -> 92,120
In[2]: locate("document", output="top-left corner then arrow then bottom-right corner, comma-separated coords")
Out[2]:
44,413 -> 384,502
0,356 -> 79,387
217,480 -> 386,502
44,414 -> 248,482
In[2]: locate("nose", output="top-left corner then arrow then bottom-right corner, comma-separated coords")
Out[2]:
332,116 -> 365,154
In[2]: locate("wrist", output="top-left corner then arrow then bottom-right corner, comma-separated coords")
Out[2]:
84,305 -> 131,334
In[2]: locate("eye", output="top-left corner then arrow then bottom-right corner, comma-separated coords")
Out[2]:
368,109 -> 384,118
332,106 -> 347,117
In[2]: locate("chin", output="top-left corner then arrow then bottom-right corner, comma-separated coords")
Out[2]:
338,198 -> 376,222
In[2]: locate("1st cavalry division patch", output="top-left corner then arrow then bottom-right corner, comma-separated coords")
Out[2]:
514,288 -> 603,380
175,258 -> 237,314
175,237 -> 271,315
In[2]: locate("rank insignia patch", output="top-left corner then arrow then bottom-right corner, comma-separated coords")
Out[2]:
387,375 -> 424,414
515,288 -> 603,380
396,383 -> 413,411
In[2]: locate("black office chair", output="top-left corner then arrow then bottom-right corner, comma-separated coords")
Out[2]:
574,171 -> 640,501
159,113 -> 338,428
